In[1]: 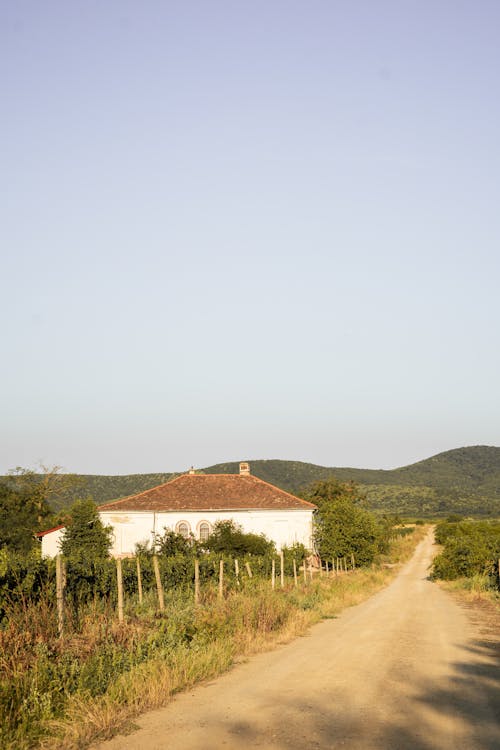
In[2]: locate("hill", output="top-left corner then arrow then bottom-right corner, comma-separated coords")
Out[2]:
204,446 -> 500,516
4,446 -> 500,518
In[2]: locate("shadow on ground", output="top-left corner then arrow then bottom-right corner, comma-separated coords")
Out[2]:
216,637 -> 500,750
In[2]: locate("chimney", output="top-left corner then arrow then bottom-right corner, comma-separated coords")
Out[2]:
239,462 -> 250,476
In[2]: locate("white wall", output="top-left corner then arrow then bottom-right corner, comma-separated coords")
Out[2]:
40,527 -> 65,558
100,508 -> 314,557
40,509 -> 315,558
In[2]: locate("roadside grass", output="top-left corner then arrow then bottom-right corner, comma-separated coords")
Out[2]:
439,575 -> 500,610
2,528 -> 427,750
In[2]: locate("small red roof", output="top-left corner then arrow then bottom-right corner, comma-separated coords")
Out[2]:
98,473 -> 316,513
36,524 -> 65,538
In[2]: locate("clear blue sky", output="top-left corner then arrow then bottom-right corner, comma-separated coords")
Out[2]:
2,1 -> 499,474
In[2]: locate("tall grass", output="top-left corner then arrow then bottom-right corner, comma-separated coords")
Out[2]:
1,528 -> 426,750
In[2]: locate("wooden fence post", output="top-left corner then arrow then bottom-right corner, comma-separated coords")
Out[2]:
293,558 -> 298,587
271,558 -> 276,590
280,551 -> 284,589
56,554 -> 65,638
245,561 -> 253,578
234,558 -> 240,587
351,553 -> 356,570
219,559 -> 224,600
136,556 -> 143,604
152,555 -> 165,612
116,557 -> 124,623
194,558 -> 200,604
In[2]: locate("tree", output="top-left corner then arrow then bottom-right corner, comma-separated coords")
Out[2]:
0,482 -> 48,553
306,478 -> 386,566
203,520 -> 275,556
0,465 -> 84,553
60,498 -> 112,561
7,465 -> 83,523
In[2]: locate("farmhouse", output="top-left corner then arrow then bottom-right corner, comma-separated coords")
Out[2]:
38,463 -> 316,558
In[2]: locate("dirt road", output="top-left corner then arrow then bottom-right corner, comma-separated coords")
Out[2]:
95,531 -> 499,749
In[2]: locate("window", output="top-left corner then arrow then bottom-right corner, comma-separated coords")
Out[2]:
176,522 -> 191,538
199,522 -> 210,542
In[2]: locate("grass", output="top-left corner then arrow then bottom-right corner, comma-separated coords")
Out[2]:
1,528 -> 427,750
439,575 -> 500,609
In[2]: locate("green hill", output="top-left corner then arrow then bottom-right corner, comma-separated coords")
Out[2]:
204,447 -> 500,516
5,446 -> 500,518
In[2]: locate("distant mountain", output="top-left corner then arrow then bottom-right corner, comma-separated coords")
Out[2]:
204,446 -> 500,516
5,446 -> 500,518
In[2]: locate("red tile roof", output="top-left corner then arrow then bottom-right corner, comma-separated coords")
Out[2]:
36,524 -> 65,538
98,473 -> 316,513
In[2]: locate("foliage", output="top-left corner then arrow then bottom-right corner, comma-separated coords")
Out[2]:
206,446 -> 500,500
281,542 -> 308,571
5,446 -> 500,521
432,519 -> 500,581
306,478 -> 389,565
5,465 -> 82,519
0,466 -> 87,554
0,483 -> 48,554
0,528 -> 424,750
0,472 -> 177,519
201,520 -> 276,556
153,528 -> 196,557
60,499 -> 113,562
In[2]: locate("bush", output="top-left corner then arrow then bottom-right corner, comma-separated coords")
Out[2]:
281,543 -> 308,574
60,498 -> 113,561
433,520 -> 500,581
153,529 -> 196,557
202,521 -> 275,556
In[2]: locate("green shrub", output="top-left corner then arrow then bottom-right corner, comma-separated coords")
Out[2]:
202,520 -> 275,556
433,520 -> 500,581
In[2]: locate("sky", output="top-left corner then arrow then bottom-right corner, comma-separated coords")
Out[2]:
1,1 -> 499,475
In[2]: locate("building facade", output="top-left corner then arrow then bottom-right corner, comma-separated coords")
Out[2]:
38,463 -> 316,557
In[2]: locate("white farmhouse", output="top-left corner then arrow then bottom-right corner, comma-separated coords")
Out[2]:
38,463 -> 316,558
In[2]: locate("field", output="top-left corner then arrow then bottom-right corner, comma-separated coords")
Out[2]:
0,528 -> 424,750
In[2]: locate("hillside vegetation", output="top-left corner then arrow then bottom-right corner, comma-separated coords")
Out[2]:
206,446 -> 500,517
4,446 -> 500,518
35,472 -> 177,513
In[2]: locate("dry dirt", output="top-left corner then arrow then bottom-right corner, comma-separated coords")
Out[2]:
94,531 -> 500,749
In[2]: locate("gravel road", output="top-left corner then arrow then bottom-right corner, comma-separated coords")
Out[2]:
94,531 -> 499,749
